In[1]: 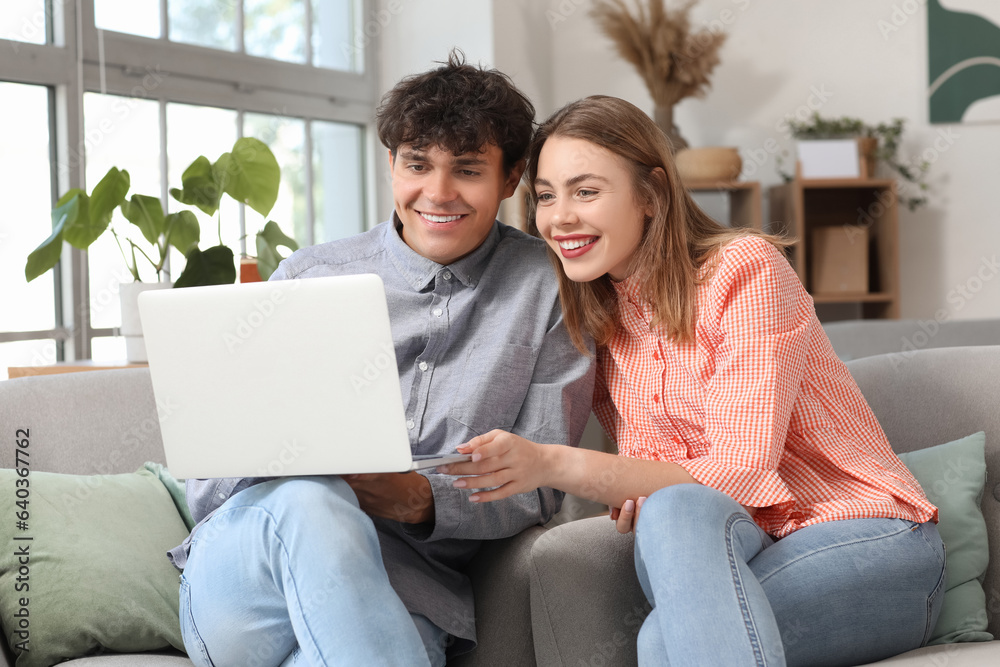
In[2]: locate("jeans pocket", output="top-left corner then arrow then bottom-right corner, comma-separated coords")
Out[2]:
922,542 -> 947,646
179,575 -> 217,667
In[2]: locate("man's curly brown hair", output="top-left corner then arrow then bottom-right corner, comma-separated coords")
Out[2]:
376,50 -> 535,174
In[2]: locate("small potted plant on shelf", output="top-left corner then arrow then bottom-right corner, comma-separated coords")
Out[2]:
778,113 -> 931,211
24,137 -> 298,360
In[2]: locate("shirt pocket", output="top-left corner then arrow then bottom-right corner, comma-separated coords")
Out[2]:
449,342 -> 539,435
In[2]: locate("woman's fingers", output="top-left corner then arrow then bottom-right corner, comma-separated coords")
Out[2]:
615,498 -> 636,534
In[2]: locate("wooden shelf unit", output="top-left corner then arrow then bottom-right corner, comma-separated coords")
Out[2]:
769,178 -> 899,319
685,180 -> 762,230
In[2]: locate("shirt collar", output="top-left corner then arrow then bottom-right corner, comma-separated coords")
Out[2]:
383,213 -> 501,291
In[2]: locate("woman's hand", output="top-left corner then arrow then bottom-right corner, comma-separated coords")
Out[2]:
610,496 -> 647,534
437,430 -> 555,502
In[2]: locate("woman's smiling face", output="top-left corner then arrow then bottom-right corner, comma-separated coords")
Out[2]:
533,136 -> 648,283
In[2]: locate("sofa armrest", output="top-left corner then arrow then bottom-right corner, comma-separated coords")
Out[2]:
452,526 -> 547,667
1,638 -> 13,667
530,516 -> 647,667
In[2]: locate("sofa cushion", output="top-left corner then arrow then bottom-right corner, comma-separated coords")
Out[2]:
0,467 -> 189,667
897,432 -> 993,644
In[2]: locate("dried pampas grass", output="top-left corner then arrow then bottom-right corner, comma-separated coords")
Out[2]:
590,0 -> 726,150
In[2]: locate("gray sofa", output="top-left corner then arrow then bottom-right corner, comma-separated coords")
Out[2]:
822,318 -> 1000,361
2,345 -> 999,665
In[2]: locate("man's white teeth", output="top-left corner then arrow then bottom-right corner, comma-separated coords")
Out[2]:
558,237 -> 597,250
423,213 -> 463,223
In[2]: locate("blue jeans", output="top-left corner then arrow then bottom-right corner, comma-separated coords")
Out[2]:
178,476 -> 448,667
634,485 -> 946,667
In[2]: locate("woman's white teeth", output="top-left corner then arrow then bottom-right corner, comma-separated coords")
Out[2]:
423,213 -> 463,223
558,237 -> 597,250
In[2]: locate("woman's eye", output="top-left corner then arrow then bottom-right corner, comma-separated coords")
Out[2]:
536,193 -> 554,202
578,189 -> 597,197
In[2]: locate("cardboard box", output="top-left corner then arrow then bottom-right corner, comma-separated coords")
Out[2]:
810,226 -> 868,293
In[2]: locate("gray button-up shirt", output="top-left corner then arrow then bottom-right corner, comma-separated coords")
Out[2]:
168,218 -> 595,652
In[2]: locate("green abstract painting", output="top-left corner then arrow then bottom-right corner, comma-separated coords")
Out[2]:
929,0 -> 1000,123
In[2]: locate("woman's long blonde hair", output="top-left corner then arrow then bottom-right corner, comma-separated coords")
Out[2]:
526,95 -> 789,353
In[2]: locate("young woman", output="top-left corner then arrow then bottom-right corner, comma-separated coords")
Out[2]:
440,96 -> 945,666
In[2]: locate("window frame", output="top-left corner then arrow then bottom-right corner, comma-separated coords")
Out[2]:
0,0 -> 378,361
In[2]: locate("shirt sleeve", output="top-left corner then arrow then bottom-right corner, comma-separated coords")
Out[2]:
413,299 -> 596,542
676,238 -> 808,509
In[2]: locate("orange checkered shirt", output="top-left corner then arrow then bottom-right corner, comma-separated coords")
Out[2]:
594,235 -> 937,538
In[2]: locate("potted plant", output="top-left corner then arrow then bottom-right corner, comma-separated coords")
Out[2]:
781,113 -> 931,211
590,0 -> 734,181
25,137 -> 297,359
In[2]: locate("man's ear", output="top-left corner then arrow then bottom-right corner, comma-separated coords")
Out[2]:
502,158 -> 527,199
387,148 -> 396,174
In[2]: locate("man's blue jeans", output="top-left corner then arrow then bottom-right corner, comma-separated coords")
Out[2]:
634,484 -> 946,666
178,476 -> 447,666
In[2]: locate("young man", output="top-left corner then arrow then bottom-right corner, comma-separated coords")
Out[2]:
168,52 -> 595,666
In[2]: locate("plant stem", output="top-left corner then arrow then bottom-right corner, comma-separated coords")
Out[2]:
111,228 -> 141,282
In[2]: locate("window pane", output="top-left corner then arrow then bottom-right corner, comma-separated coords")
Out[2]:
0,0 -> 48,46
313,0 -> 361,72
0,339 -> 58,380
313,121 -> 364,243
246,0 -> 306,64
95,0 -> 161,38
169,0 -> 237,51
90,335 -> 127,363
165,103 -> 238,276
244,113 -> 306,250
83,93 -> 162,329
1,82 -> 55,332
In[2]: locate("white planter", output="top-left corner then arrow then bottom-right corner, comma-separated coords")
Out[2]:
119,282 -> 174,363
796,139 -> 861,179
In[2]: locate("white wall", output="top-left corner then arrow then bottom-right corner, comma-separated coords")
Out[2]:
373,0 -> 496,222
541,0 -> 999,321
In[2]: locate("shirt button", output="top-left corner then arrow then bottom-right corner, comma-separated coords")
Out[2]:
217,493 -> 227,500
432,308 -> 443,317
653,352 -> 659,360
418,361 -> 428,371
406,419 -> 415,430
652,394 -> 660,403
442,271 -> 452,281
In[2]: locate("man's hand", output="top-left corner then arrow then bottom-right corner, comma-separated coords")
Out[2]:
343,472 -> 434,524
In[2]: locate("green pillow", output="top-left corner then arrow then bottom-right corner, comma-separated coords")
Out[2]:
0,466 -> 190,667
897,432 -> 993,645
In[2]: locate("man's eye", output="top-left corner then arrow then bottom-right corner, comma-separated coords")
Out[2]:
460,170 -> 481,177
408,164 -> 425,172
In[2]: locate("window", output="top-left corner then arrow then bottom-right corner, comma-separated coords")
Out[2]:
0,0 -> 375,376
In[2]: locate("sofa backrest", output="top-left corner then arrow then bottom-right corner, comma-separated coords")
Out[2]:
825,318 -> 1000,361
0,368 -> 165,474
846,345 -> 1000,639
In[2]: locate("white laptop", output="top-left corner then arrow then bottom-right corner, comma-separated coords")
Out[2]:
138,274 -> 471,479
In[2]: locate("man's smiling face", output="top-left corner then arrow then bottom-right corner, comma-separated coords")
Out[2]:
389,143 -> 521,265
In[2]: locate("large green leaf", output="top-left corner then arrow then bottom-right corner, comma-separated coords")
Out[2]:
121,194 -> 165,245
163,211 -> 200,255
65,167 -> 130,249
170,156 -> 222,216
255,220 -> 299,280
215,137 -> 280,217
174,245 -> 236,288
24,191 -> 83,282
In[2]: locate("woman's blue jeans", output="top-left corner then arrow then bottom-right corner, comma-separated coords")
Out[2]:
634,484 -> 946,666
178,476 -> 447,667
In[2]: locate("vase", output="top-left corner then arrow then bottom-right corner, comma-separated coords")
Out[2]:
654,104 -> 689,153
674,147 -> 743,184
119,282 -> 174,363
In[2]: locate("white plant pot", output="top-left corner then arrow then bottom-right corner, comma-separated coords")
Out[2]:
119,281 -> 174,363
